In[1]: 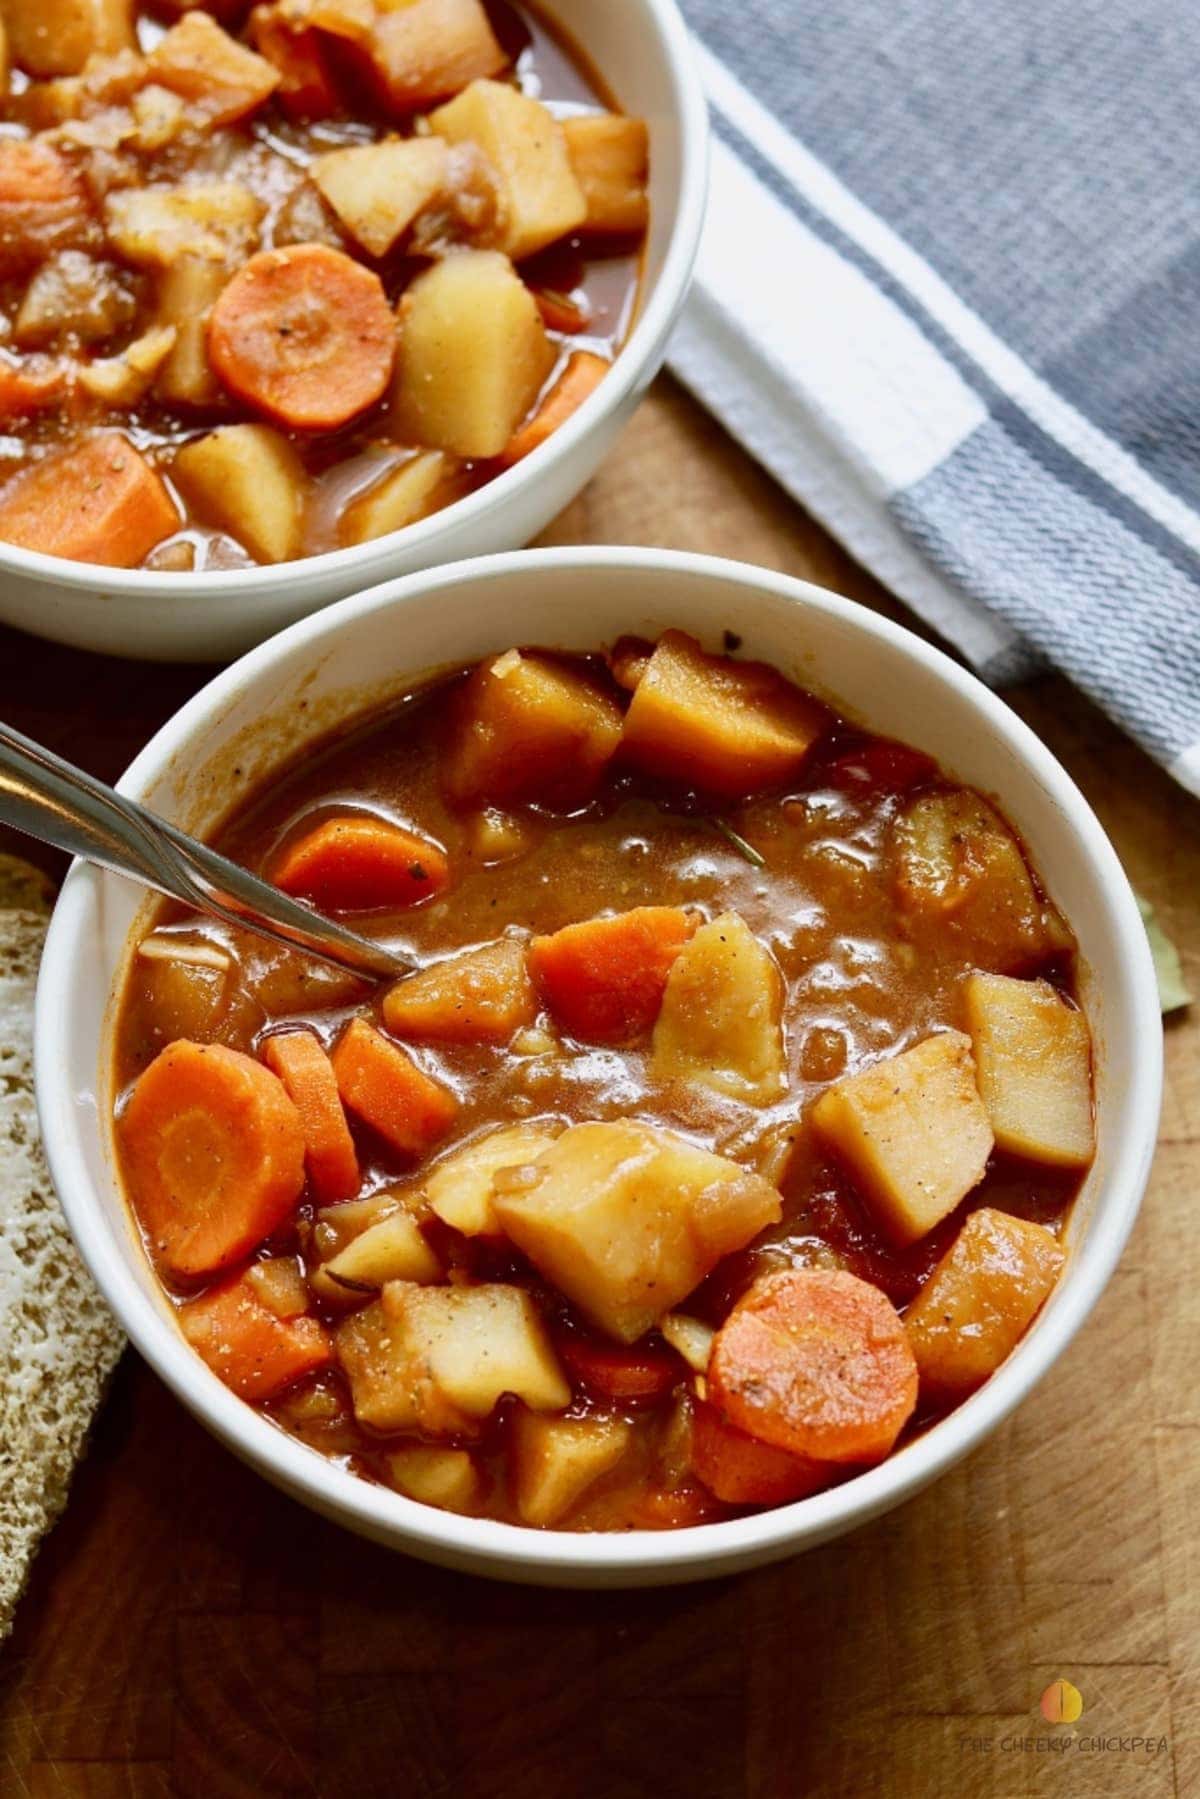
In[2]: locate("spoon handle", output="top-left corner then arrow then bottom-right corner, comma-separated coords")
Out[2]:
0,721 -> 406,981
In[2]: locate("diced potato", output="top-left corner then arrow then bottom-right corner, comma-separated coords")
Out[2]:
658,1312 -> 714,1375
78,324 -> 178,405
172,425 -> 307,565
385,1445 -> 481,1513
394,250 -> 554,459
336,1280 -> 569,1433
893,790 -> 1072,973
149,12 -> 280,125
382,937 -> 536,1044
440,647 -> 622,810
365,0 -> 506,114
492,1120 -> 783,1343
464,805 -> 537,865
246,1254 -> 310,1318
620,630 -> 826,798
511,1410 -> 631,1527
105,184 -> 263,267
963,972 -> 1094,1167
904,1206 -> 1065,1395
312,1190 -> 409,1260
563,114 -> 649,235
341,449 -> 456,547
811,1032 -> 994,1245
424,1122 -> 561,1237
153,255 -> 229,404
135,949 -> 231,1045
650,910 -> 786,1106
1,0 -> 134,77
408,140 -> 506,254
318,1207 -> 441,1294
429,79 -> 586,260
313,137 -> 448,257
130,82 -> 188,150
15,250 -> 134,348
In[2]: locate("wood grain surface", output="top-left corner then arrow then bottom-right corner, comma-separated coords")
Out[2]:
0,379 -> 1195,1799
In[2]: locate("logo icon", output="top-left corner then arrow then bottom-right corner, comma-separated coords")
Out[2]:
1040,1679 -> 1084,1725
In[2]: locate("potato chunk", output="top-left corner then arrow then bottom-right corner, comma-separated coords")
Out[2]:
893,790 -> 1071,973
651,910 -> 786,1106
316,1208 -> 441,1297
366,0 -> 506,114
394,250 -> 554,458
172,425 -> 306,564
341,449 -> 456,547
429,79 -> 586,260
512,1411 -> 631,1527
105,184 -> 263,267
15,250 -> 134,347
2,0 -> 134,78
620,630 -> 826,798
149,12 -> 279,125
336,1281 -> 570,1434
440,648 -> 623,810
383,937 -> 536,1045
904,1206 -> 1065,1396
492,1120 -> 783,1343
563,114 -> 649,235
0,140 -> 92,276
313,137 -> 449,257
385,1445 -> 481,1513
424,1123 -> 561,1238
811,1032 -> 994,1245
963,973 -> 1093,1167
153,255 -> 230,404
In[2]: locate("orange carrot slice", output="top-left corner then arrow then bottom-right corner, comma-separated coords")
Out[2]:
262,1028 -> 359,1204
0,355 -> 65,422
558,1334 -> 681,1403
0,433 -> 179,567
690,1400 -> 831,1505
180,1272 -> 332,1400
500,349 -> 608,467
272,814 -> 449,911
709,1269 -> 918,1465
528,905 -> 696,1044
208,244 -> 395,431
330,1017 -> 458,1157
0,140 -> 91,274
120,1040 -> 306,1278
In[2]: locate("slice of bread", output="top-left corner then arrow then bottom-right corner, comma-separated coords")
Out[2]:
0,892 -> 124,1637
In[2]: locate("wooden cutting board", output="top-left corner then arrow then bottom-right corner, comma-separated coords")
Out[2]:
0,377 -> 1195,1799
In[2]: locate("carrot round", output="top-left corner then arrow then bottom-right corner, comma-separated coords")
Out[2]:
180,1272 -> 332,1400
500,349 -> 608,467
208,244 -> 395,431
0,433 -> 179,567
0,356 -> 65,422
558,1334 -> 681,1403
709,1270 -> 918,1465
690,1400 -> 831,1506
528,905 -> 696,1045
120,1040 -> 307,1279
330,1017 -> 458,1158
262,1028 -> 359,1204
272,814 -> 449,911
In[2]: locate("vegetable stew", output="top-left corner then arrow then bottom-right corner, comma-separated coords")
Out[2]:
113,631 -> 1094,1530
0,0 -> 645,568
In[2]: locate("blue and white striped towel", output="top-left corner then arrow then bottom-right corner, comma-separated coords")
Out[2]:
671,0 -> 1200,794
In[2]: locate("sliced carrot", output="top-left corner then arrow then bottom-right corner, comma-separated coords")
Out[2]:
249,7 -> 341,117
528,905 -> 696,1045
690,1400 -> 831,1506
331,1017 -> 458,1158
272,814 -> 449,911
558,1334 -> 682,1403
500,350 -> 609,466
0,140 -> 91,275
709,1269 -> 918,1465
180,1272 -> 332,1400
626,1484 -> 724,1529
120,1040 -> 307,1279
0,433 -> 180,567
208,244 -> 395,431
381,937 -> 535,1044
0,355 -> 65,422
262,1028 -> 359,1204
530,286 -> 590,334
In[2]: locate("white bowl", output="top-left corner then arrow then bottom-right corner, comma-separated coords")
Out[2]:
0,2 -> 707,663
36,548 -> 1162,1586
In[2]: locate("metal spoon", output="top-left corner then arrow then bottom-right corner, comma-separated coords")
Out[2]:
0,721 -> 407,981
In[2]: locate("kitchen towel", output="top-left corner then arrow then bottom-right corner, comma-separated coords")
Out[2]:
671,0 -> 1200,793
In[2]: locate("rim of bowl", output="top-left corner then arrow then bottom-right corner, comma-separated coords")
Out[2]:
0,0 -> 709,604
36,548 -> 1163,1580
